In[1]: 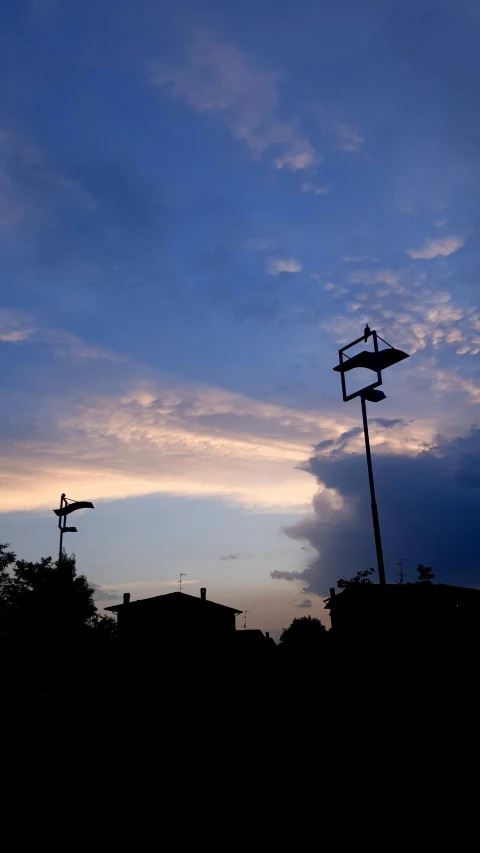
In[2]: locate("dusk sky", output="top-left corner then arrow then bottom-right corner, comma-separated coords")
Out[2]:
2,0 -> 480,635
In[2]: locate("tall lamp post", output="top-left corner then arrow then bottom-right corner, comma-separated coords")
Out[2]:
53,493 -> 95,563
333,327 -> 409,585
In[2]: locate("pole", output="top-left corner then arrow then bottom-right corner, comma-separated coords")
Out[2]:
58,493 -> 65,565
360,395 -> 386,585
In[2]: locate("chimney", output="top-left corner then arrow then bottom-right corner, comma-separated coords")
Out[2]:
123,593 -> 130,605
266,632 -> 270,639
330,587 -> 336,598
200,587 -> 206,601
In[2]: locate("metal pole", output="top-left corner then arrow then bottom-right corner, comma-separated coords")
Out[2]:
360,395 -> 386,585
58,493 -> 65,565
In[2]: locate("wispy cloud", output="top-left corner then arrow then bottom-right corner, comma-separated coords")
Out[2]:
335,123 -> 364,152
297,598 -> 312,608
151,30 -> 318,171
42,328 -> 123,363
347,269 -> 399,287
0,123 -> 94,232
268,258 -> 302,275
0,309 -> 33,342
300,182 -> 330,196
0,307 -> 121,362
406,236 -> 464,259
0,378 -> 361,514
220,553 -> 253,561
270,570 -> 303,581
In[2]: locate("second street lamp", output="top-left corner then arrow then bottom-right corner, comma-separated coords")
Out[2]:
53,493 -> 95,563
333,326 -> 410,585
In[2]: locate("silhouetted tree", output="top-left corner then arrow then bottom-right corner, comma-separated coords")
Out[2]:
415,564 -> 435,585
0,543 -> 17,637
13,550 -> 97,638
87,611 -> 118,641
279,615 -> 327,651
337,567 -> 375,589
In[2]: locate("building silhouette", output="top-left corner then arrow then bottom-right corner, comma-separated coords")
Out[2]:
106,587 -> 242,652
325,583 -> 480,651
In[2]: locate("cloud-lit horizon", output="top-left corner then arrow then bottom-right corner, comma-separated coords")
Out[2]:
2,0 -> 480,633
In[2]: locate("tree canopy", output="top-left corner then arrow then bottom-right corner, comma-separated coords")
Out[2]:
337,568 -> 375,589
415,564 -> 435,584
279,615 -> 327,651
0,544 -> 116,693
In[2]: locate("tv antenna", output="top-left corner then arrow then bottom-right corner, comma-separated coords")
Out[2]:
243,610 -> 250,630
179,572 -> 187,593
397,558 -> 404,585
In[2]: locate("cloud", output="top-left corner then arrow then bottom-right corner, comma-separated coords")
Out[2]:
96,578 -> 199,603
347,269 -> 399,287
300,182 -> 330,196
91,583 -> 121,602
0,376 -> 371,514
406,236 -> 464,259
268,258 -> 302,275
0,309 -> 33,343
323,282 -> 348,297
278,427 -> 480,595
0,123 -> 95,233
220,553 -> 253,561
297,599 -> 312,608
0,306 -> 121,362
322,276 -> 480,357
371,418 -> 410,430
270,570 -> 304,581
41,328 -> 123,363
151,30 -> 318,171
335,123 -> 364,152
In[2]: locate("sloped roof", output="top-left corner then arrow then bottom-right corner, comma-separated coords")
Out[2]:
325,583 -> 480,610
105,590 -> 242,615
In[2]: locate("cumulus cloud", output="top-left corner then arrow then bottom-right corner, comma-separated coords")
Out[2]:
297,599 -> 312,608
406,236 -> 464,259
276,427 -> 480,595
268,258 -> 302,275
151,30 -> 318,171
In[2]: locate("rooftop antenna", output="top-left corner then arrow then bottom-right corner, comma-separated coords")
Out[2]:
179,572 -> 187,593
243,610 -> 250,630
398,558 -> 404,585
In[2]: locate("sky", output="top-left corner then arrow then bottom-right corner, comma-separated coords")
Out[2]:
2,0 -> 480,637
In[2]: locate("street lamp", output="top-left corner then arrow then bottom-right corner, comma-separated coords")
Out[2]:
333,327 -> 409,585
53,493 -> 95,563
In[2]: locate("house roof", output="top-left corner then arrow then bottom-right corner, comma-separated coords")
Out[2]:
105,590 -> 242,615
325,583 -> 480,610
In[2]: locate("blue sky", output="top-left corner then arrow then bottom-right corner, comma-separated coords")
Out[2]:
2,0 -> 480,634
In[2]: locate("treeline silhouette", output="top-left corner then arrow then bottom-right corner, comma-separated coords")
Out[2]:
1,543 -> 117,704
1,544 -> 476,724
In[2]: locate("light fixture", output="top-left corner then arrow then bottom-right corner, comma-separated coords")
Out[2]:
333,326 -> 410,584
53,494 -> 95,563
